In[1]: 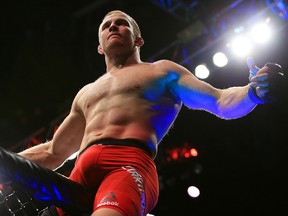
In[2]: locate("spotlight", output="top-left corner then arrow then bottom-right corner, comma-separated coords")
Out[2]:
212,52 -> 228,67
195,64 -> 210,79
187,185 -> 200,198
250,22 -> 271,43
230,35 -> 253,57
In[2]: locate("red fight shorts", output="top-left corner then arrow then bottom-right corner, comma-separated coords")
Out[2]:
58,141 -> 159,216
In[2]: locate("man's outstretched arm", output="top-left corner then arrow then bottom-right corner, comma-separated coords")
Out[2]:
166,57 -> 284,119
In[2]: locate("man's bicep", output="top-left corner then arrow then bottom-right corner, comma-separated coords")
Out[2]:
168,72 -> 219,111
51,86 -> 88,159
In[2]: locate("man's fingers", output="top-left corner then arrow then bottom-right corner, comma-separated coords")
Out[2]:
247,57 -> 256,70
250,72 -> 269,82
247,57 -> 259,80
256,86 -> 269,98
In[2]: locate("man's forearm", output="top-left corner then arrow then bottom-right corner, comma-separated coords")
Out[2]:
217,85 -> 257,119
18,142 -> 63,170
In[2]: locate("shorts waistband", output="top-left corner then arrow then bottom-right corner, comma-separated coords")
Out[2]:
80,138 -> 153,158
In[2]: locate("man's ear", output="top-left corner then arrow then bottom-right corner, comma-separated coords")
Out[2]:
98,44 -> 104,55
135,37 -> 144,48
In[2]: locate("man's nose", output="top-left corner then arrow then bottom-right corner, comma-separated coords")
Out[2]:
109,23 -> 118,32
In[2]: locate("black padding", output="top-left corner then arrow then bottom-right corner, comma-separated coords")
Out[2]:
0,147 -> 94,214
263,62 -> 286,103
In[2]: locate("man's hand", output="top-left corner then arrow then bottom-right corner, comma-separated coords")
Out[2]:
247,57 -> 285,104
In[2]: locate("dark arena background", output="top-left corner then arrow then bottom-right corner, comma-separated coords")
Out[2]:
1,0 -> 288,215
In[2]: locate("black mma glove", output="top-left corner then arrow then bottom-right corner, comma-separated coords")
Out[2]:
248,61 -> 285,104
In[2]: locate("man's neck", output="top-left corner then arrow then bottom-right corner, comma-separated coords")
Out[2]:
105,51 -> 142,73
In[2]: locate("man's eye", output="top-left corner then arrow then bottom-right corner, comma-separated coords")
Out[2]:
102,22 -> 110,30
117,20 -> 129,26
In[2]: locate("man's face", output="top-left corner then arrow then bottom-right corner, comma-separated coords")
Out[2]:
98,12 -> 136,55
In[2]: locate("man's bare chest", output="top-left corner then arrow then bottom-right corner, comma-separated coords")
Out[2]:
91,70 -> 167,99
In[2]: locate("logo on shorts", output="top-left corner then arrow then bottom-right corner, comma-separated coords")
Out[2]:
97,192 -> 119,207
122,165 -> 146,216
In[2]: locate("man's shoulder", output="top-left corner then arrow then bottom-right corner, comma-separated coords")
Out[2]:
75,83 -> 94,97
151,59 -> 183,70
148,59 -> 186,74
151,59 -> 173,65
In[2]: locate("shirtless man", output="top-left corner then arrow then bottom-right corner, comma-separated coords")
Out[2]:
18,10 -> 283,216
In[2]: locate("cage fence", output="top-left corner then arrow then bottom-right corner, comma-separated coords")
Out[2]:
0,185 -> 49,216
